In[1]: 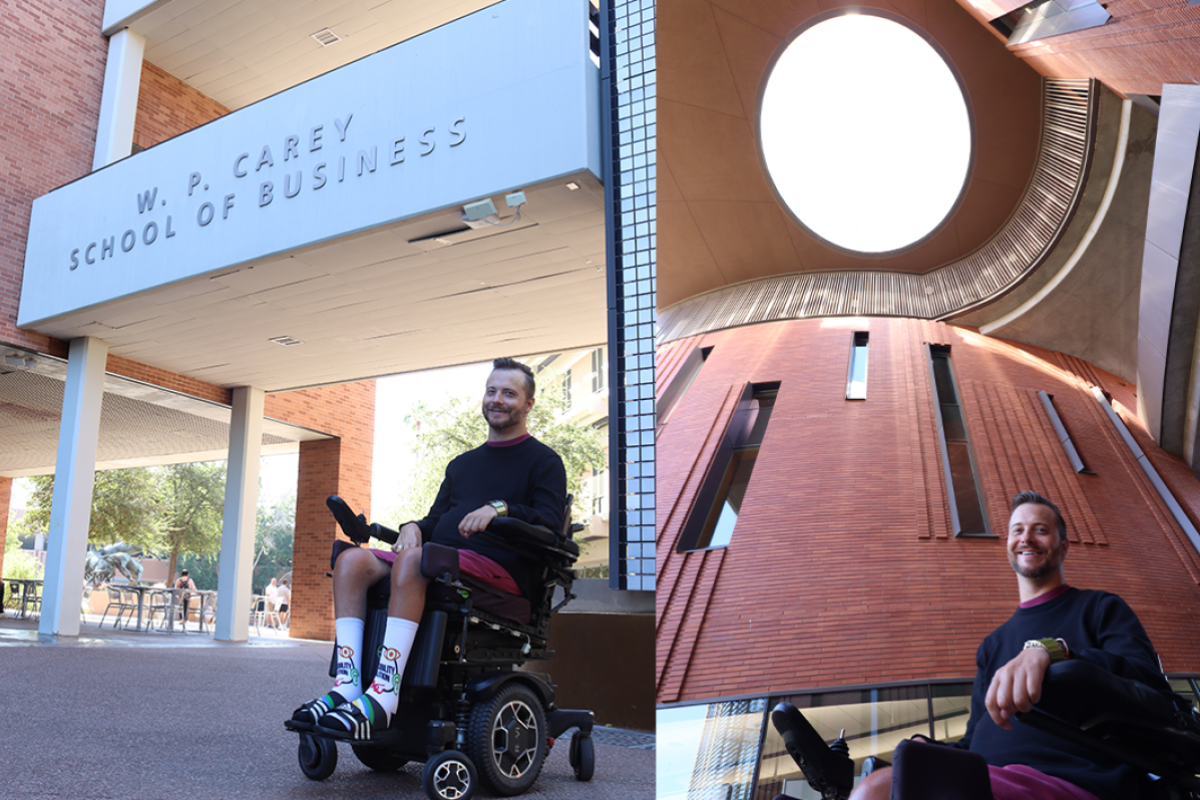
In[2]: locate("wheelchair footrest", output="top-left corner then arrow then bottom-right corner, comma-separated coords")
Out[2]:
547,709 -> 594,739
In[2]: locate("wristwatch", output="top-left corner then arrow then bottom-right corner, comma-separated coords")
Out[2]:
489,500 -> 508,517
1023,638 -> 1068,662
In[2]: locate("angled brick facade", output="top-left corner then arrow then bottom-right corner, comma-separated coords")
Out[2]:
657,318 -> 1200,704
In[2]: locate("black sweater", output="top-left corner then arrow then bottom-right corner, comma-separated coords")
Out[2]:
415,436 -> 567,599
953,588 -> 1170,800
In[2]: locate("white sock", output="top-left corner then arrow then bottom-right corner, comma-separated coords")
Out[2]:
329,616 -> 365,704
362,617 -> 420,725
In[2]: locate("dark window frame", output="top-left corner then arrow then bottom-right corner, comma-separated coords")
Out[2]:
926,345 -> 994,538
677,381 -> 779,552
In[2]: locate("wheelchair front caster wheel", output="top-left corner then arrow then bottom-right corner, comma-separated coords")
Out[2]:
569,734 -> 595,781
298,733 -> 337,781
423,750 -> 477,800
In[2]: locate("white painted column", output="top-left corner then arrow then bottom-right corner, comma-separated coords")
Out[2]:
214,386 -> 264,642
92,27 -> 145,170
39,337 -> 109,637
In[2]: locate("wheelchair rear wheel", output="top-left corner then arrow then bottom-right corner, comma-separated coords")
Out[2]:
297,733 -> 337,781
466,682 -> 548,796
422,749 -> 477,800
351,743 -> 408,771
569,733 -> 595,781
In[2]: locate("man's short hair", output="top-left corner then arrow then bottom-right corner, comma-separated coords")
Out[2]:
492,357 -> 535,399
1012,490 -> 1067,542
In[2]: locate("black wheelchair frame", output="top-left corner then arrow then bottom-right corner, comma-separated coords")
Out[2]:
284,495 -> 595,800
770,661 -> 1200,800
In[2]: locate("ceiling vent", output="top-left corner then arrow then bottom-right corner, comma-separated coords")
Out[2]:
311,28 -> 341,46
269,336 -> 304,347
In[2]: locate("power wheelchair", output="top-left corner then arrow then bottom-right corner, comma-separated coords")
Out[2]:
283,496 -> 596,800
771,661 -> 1200,800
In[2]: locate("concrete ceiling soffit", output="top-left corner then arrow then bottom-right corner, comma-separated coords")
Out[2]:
658,80 -> 1099,344
657,0 -> 1044,308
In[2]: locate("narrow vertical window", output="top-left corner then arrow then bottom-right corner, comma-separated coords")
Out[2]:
1038,390 -> 1091,474
847,332 -> 869,400
658,346 -> 712,428
679,382 -> 779,551
591,347 -> 605,393
928,346 -> 991,537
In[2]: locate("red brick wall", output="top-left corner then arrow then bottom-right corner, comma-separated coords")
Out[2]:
954,0 -> 1200,97
133,61 -> 229,150
0,0 -> 106,356
657,318 -> 1200,704
266,383 -> 376,641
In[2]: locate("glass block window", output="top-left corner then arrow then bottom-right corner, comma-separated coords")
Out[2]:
601,0 -> 656,590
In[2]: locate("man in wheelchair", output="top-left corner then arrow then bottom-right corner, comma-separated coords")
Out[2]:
290,357 -> 567,742
777,490 -> 1200,800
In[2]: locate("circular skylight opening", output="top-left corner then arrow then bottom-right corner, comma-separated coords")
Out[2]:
759,14 -> 972,254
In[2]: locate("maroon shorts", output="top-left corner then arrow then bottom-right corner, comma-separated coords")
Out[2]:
369,547 -> 522,596
988,765 -> 1101,800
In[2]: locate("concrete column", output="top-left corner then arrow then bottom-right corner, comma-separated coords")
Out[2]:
0,477 -> 12,583
1136,84 -> 1200,443
92,27 -> 145,170
39,337 -> 108,637
214,386 -> 264,642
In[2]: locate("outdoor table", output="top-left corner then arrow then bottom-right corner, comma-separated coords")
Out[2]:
6,579 -> 43,619
121,584 -> 165,631
164,587 -> 208,633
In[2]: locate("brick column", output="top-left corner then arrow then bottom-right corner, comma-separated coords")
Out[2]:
279,382 -> 375,641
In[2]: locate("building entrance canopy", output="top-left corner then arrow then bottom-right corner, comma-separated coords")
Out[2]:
21,0 -> 604,392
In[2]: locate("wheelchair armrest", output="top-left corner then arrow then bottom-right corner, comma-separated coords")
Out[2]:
1018,660 -> 1200,790
475,517 -> 580,561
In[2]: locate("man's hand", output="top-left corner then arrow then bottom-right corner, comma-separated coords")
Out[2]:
392,522 -> 423,553
458,504 -> 498,536
985,646 -> 1052,730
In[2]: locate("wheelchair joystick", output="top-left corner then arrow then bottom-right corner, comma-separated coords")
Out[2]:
829,729 -> 849,759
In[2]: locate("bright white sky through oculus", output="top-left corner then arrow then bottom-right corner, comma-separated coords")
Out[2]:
760,15 -> 971,254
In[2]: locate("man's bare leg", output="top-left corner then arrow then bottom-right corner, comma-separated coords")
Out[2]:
292,547 -> 390,725
319,546 -> 427,736
848,767 -> 891,800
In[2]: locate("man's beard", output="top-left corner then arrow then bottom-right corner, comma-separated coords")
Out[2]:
1008,549 -> 1063,580
484,406 -> 520,432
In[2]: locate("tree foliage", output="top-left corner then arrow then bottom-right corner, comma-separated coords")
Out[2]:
159,462 -> 226,580
253,495 -> 295,591
20,469 -> 163,552
384,386 -> 607,528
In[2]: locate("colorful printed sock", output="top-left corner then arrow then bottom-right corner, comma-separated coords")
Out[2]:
360,617 -> 420,726
327,616 -> 365,705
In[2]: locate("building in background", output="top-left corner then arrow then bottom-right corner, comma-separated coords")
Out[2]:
2,0 -> 655,651
656,0 -> 1200,795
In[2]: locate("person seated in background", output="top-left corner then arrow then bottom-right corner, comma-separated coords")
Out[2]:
847,490 -> 1172,800
290,357 -> 567,742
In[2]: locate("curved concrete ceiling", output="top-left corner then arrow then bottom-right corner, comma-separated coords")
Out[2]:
658,0 -> 1044,308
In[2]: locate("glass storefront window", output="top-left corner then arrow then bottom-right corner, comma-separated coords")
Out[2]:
659,699 -> 767,800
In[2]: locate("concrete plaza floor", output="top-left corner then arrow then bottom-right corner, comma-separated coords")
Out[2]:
0,615 -> 654,800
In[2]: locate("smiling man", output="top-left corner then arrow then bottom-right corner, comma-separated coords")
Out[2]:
846,490 -> 1172,800
290,357 -> 567,741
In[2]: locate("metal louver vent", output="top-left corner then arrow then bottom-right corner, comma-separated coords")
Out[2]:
311,28 -> 340,46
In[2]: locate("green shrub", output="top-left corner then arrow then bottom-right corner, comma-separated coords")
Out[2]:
2,551 -> 45,609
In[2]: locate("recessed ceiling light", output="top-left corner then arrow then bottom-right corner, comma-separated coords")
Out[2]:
269,336 -> 304,347
566,182 -> 580,191
311,28 -> 341,46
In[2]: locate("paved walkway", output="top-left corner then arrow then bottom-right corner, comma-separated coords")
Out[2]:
0,616 -> 654,799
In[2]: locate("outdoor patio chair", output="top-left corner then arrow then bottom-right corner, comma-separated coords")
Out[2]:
97,585 -> 135,629
144,587 -> 172,630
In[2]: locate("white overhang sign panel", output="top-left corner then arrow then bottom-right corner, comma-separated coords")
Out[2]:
21,0 -> 602,389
